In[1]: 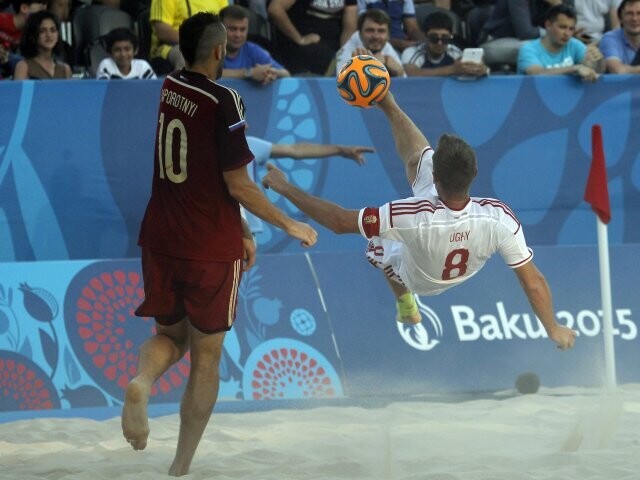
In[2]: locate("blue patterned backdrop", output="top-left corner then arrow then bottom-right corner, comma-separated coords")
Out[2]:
0,256 -> 344,413
1,76 -> 638,262
1,245 -> 639,416
0,76 -> 639,417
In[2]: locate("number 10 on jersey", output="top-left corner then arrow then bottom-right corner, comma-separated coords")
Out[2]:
158,113 -> 188,183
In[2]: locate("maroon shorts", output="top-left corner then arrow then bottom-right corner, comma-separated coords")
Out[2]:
135,249 -> 243,334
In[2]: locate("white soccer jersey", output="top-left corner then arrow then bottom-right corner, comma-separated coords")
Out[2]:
96,58 -> 157,80
359,148 -> 532,296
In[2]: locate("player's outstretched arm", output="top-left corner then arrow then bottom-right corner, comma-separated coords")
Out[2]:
262,163 -> 360,234
270,143 -> 374,166
375,92 -> 430,185
224,166 -> 317,248
514,261 -> 577,350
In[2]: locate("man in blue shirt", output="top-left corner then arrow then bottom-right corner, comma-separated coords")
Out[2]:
599,0 -> 640,73
220,5 -> 290,85
517,4 -> 603,81
243,136 -> 374,234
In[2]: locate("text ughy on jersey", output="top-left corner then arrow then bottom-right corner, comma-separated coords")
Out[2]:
450,230 -> 470,242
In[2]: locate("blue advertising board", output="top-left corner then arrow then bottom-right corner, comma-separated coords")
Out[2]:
1,76 -> 639,262
0,244 -> 637,417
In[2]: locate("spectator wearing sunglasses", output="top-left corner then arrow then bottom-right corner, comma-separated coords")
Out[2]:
402,11 -> 487,76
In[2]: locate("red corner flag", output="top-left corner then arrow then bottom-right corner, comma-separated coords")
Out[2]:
584,124 -> 611,224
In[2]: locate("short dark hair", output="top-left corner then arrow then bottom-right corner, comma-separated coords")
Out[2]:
422,11 -> 453,34
544,4 -> 577,23
617,0 -> 640,20
19,10 -> 61,58
219,4 -> 250,22
432,134 -> 477,195
179,12 -> 226,66
357,8 -> 391,31
105,27 -> 138,53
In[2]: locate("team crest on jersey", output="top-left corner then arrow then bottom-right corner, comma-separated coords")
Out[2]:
363,215 -> 377,224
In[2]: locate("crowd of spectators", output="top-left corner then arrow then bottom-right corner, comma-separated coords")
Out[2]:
0,0 -> 638,80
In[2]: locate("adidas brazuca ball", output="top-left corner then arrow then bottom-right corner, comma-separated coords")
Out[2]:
336,55 -> 391,108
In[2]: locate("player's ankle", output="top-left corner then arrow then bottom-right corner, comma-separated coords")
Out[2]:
396,292 -> 419,318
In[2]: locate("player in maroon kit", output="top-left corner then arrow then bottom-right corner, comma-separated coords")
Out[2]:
121,12 -> 317,477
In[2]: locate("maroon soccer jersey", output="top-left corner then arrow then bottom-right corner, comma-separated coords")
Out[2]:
138,69 -> 254,261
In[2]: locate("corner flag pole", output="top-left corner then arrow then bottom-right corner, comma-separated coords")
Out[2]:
596,215 -> 616,389
584,125 -> 616,389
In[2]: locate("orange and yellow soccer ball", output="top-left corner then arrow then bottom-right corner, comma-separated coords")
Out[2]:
336,55 -> 390,108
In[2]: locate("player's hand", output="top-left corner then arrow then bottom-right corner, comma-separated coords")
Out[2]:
339,145 -> 375,165
548,325 -> 577,350
262,163 -> 289,193
242,235 -> 256,271
285,220 -> 317,248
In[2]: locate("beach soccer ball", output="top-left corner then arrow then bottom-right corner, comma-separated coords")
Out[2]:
336,55 -> 390,108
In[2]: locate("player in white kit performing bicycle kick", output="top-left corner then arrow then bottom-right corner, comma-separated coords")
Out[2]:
262,92 -> 577,350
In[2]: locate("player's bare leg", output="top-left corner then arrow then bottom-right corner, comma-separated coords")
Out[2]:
168,327 -> 225,477
384,275 -> 422,324
122,319 -> 189,451
376,93 -> 429,186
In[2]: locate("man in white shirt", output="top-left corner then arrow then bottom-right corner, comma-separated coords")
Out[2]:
336,9 -> 406,76
262,92 -> 577,351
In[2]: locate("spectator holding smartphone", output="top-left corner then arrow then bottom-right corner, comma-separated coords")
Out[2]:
402,11 -> 487,76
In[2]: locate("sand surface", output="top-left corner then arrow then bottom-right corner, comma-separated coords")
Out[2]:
1,385 -> 639,479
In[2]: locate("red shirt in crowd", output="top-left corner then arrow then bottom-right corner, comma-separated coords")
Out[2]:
0,13 -> 21,48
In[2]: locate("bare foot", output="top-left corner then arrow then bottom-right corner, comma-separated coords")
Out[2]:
168,462 -> 190,477
121,379 -> 150,450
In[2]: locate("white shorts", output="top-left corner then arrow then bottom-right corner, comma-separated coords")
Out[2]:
364,148 -> 435,286
365,238 -> 405,285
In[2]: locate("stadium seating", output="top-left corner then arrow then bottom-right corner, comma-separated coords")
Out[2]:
72,5 -> 133,69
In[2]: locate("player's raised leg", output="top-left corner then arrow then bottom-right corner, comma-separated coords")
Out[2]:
376,93 -> 430,186
365,238 -> 422,324
122,320 -> 190,451
168,327 -> 225,477
384,276 -> 422,324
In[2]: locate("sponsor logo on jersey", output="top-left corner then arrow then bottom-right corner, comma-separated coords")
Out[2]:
363,215 -> 377,224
